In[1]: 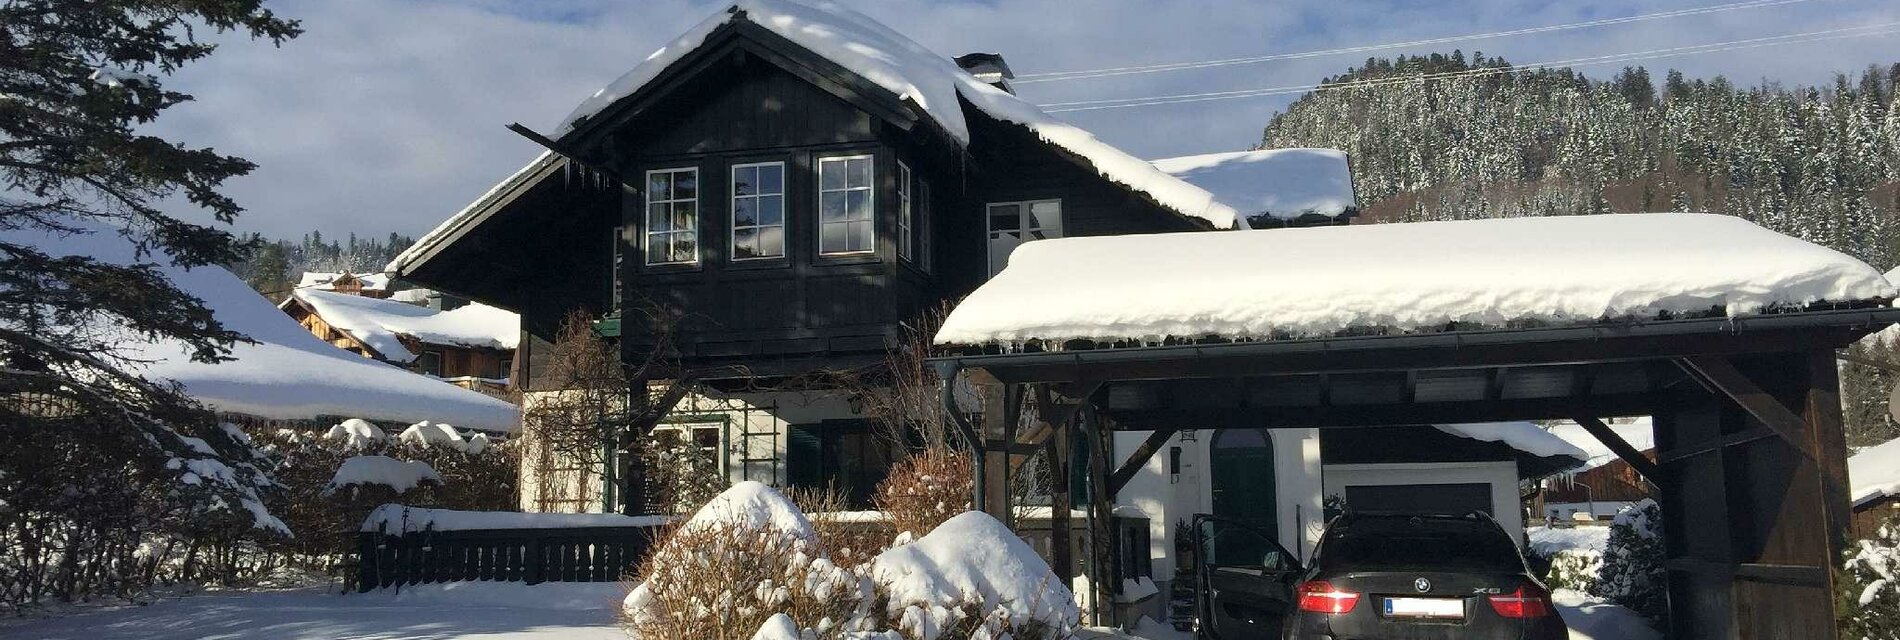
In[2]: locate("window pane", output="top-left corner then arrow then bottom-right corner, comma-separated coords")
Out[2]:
649,173 -> 669,199
820,222 -> 846,254
759,164 -> 783,194
672,235 -> 697,263
989,204 -> 1021,231
846,190 -> 871,221
820,160 -> 845,190
820,192 -> 847,221
733,198 -> 756,227
1028,201 -> 1061,230
674,171 -> 697,199
673,201 -> 697,230
849,221 -> 873,252
847,157 -> 871,187
647,235 -> 668,263
759,195 -> 784,225
733,167 -> 756,197
733,228 -> 758,259
759,226 -> 784,257
648,203 -> 671,232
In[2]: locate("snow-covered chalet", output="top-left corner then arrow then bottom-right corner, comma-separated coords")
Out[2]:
387,0 -> 1583,595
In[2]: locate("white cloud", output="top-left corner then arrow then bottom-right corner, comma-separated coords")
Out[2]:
153,0 -> 1900,239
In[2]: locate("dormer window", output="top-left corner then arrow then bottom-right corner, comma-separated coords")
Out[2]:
731,162 -> 785,260
817,155 -> 874,256
644,167 -> 699,266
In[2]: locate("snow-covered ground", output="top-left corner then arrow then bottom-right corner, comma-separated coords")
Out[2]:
0,583 -> 626,640
1527,524 -> 1613,557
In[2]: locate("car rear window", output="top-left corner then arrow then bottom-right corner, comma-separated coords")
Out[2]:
1318,525 -> 1523,573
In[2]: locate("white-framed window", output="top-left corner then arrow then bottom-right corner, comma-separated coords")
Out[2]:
730,162 -> 785,260
817,154 -> 875,256
986,199 -> 1062,276
896,160 -> 914,261
644,167 -> 699,265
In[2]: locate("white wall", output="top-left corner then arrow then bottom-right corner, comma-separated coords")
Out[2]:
1320,461 -> 1525,544
1113,428 -> 1324,578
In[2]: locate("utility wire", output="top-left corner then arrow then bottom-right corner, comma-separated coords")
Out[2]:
1039,23 -> 1900,113
1014,0 -> 1816,84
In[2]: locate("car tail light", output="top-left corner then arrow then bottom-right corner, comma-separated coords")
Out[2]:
1296,580 -> 1361,614
1488,585 -> 1554,618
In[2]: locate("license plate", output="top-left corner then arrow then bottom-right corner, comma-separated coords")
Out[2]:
1383,597 -> 1465,619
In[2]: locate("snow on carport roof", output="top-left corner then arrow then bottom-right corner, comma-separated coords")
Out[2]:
553,0 -> 1239,230
1435,422 -> 1587,466
934,213 -> 1894,346
1851,436 -> 1900,507
7,226 -> 521,432
1149,148 -> 1355,223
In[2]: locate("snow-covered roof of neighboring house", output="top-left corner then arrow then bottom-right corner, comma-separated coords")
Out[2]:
6,226 -> 520,432
1545,418 -> 1657,471
392,1 -> 1242,278
1434,422 -> 1588,465
298,271 -> 390,291
1149,148 -> 1356,224
1851,436 -> 1900,507
287,288 -> 518,362
935,213 -> 1894,345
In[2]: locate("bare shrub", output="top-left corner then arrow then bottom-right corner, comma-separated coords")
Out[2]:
873,448 -> 973,539
792,486 -> 891,572
621,519 -> 864,639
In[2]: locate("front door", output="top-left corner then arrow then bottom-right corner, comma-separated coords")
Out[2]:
1210,428 -> 1277,532
1193,514 -> 1301,639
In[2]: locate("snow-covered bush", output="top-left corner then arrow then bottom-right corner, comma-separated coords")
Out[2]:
1542,549 -> 1603,592
1589,499 -> 1668,625
1839,517 -> 1900,639
873,448 -> 973,539
1525,525 -> 1610,592
625,482 -> 1077,640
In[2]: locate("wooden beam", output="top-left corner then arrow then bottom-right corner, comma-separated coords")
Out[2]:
1047,424 -> 1074,582
1102,392 -> 1672,430
1572,416 -> 1662,487
1678,356 -> 1817,460
1106,428 -> 1179,496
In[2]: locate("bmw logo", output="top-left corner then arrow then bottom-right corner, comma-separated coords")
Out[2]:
1414,578 -> 1432,593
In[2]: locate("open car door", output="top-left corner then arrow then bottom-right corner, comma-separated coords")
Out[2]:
1192,514 -> 1302,640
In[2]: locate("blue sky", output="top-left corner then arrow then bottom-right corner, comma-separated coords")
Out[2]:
151,0 -> 1900,239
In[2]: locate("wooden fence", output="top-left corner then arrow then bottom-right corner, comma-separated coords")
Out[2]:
355,525 -> 663,592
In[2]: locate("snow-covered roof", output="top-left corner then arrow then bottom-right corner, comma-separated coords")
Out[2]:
1851,437 -> 1900,507
1149,148 -> 1356,223
1434,422 -> 1588,464
289,288 -> 518,362
1546,418 -> 1657,471
935,213 -> 1894,345
298,271 -> 390,291
6,226 -> 520,431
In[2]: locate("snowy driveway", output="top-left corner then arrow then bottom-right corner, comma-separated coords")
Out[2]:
0,583 -> 627,640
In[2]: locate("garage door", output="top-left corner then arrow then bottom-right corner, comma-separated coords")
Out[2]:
1344,482 -> 1492,516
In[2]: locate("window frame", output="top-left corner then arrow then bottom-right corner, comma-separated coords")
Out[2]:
815,154 -> 877,257
610,225 -> 624,312
643,166 -> 701,267
985,198 -> 1063,277
728,160 -> 787,262
896,160 -> 914,262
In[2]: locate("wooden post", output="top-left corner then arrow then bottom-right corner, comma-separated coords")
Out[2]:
1048,406 -> 1074,584
980,382 -> 1014,520
1082,404 -> 1118,627
1805,348 -> 1851,581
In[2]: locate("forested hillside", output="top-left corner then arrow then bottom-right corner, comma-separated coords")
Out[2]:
227,231 -> 414,300
1262,54 -> 1900,446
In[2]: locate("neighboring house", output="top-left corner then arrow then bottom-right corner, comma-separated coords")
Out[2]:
6,226 -> 519,433
1851,436 -> 1900,537
299,271 -> 394,298
1540,417 -> 1657,521
280,288 -> 520,397
385,0 -> 1559,580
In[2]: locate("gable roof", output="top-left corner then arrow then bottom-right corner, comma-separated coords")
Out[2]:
285,288 -> 519,363
1149,148 -> 1357,225
299,271 -> 391,292
393,1 -> 1241,280
6,226 -> 520,431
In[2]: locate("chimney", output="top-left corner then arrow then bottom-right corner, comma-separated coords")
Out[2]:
954,53 -> 1015,94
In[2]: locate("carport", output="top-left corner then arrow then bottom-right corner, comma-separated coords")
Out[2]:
927,214 -> 1900,637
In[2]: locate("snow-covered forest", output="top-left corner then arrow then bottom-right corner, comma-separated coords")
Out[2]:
227,231 -> 415,300
1265,55 -> 1900,447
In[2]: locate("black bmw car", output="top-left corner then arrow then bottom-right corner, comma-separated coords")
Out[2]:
1191,511 -> 1568,639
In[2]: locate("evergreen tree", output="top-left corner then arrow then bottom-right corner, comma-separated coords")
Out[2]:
0,0 -> 300,603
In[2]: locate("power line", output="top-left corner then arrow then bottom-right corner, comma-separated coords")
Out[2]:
1014,0 -> 1816,84
1039,23 -> 1900,113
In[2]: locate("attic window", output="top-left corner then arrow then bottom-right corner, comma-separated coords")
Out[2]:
731,162 -> 786,260
817,155 -> 874,256
644,167 -> 699,265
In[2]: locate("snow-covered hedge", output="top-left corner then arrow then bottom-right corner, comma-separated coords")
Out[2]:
1525,525 -> 1609,592
1588,499 -> 1668,625
1840,517 -> 1900,639
623,482 -> 1076,640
